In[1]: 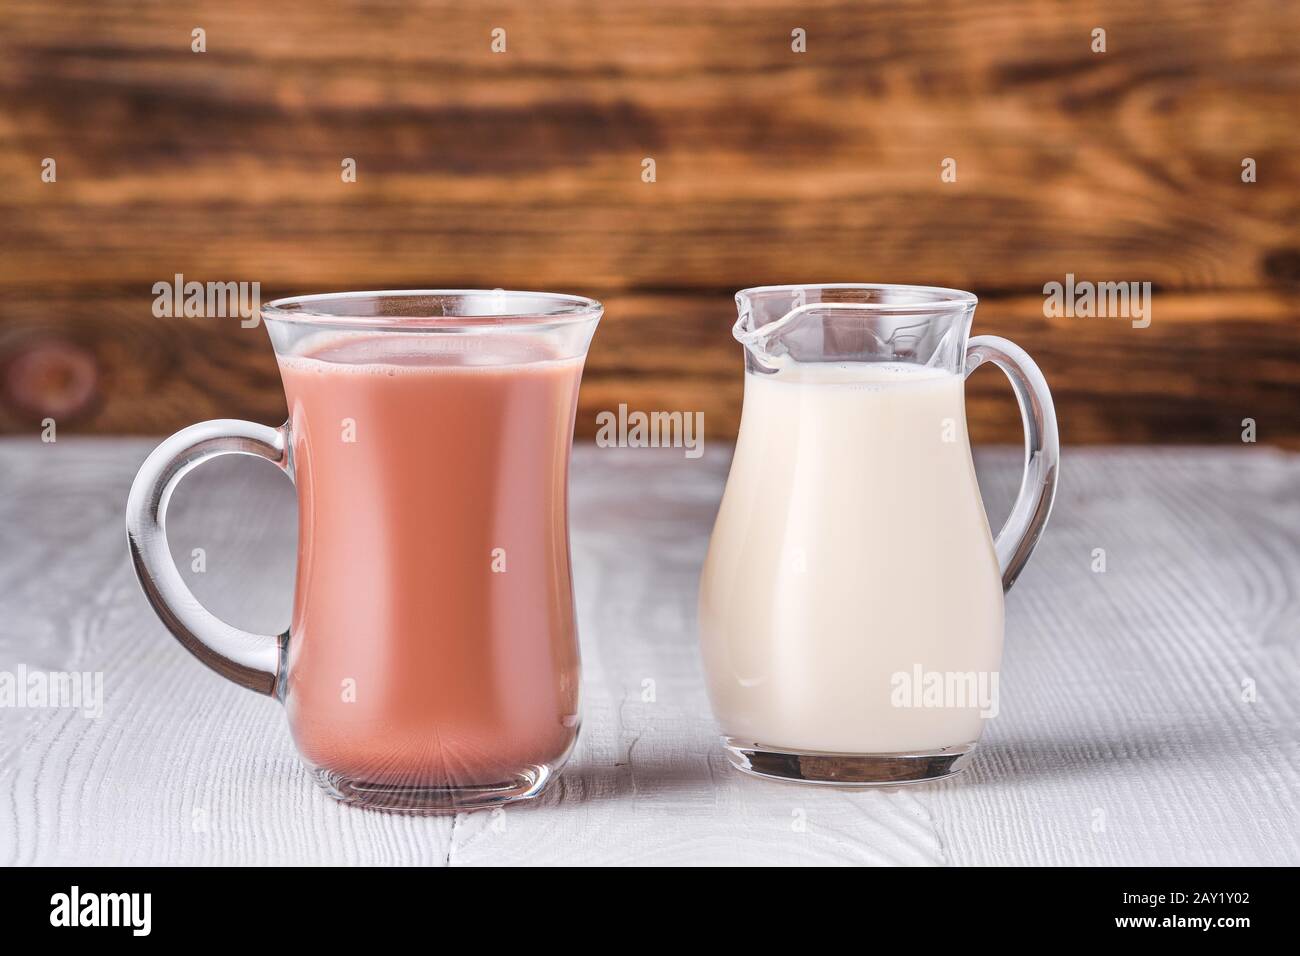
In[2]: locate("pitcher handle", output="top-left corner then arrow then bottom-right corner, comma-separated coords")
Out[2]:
965,336 -> 1060,592
125,419 -> 291,695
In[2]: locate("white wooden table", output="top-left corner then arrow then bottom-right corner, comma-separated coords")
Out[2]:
2,439 -> 1298,866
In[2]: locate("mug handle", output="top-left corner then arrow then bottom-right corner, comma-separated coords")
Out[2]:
965,336 -> 1060,592
125,419 -> 292,696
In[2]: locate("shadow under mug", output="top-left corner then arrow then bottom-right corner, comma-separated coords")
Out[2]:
126,290 -> 602,812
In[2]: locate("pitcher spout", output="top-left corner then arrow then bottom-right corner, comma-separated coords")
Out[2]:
732,288 -> 787,369
732,288 -> 815,368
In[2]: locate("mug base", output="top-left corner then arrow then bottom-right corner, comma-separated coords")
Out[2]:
721,737 -> 977,788
310,763 -> 554,813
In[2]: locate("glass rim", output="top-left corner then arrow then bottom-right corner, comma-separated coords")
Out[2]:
736,283 -> 978,312
260,289 -> 604,329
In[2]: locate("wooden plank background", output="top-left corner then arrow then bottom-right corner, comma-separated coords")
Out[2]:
1,0 -> 1297,444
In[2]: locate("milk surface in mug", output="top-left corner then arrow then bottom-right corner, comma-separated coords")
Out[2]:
699,362 -> 1004,754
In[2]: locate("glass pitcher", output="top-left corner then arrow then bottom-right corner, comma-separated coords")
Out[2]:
698,284 -> 1058,786
126,290 -> 601,811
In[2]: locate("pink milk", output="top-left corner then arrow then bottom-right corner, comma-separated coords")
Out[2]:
277,336 -> 584,791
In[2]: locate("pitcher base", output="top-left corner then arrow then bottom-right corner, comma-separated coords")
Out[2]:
310,764 -> 554,813
722,737 -> 976,787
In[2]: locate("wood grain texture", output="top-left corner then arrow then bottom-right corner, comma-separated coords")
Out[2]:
1,288 -> 1297,447
1,440 -> 1297,865
0,1 -> 1297,443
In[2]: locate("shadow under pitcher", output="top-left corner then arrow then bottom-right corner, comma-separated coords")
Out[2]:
126,290 -> 602,812
699,284 -> 1059,786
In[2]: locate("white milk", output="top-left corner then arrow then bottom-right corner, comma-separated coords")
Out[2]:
699,362 -> 1004,754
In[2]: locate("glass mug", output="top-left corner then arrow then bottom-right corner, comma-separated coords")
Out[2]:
699,284 -> 1059,786
126,290 -> 602,811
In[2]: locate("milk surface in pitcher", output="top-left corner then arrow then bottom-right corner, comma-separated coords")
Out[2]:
699,361 -> 1003,755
